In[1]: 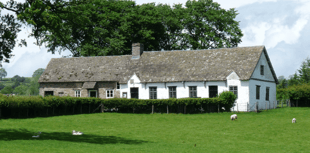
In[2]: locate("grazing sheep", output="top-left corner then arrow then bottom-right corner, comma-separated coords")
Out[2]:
233,114 -> 237,119
292,118 -> 296,123
230,115 -> 236,121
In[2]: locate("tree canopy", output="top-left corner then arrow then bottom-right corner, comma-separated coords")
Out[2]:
32,68 -> 45,78
1,0 -> 243,59
0,68 -> 7,80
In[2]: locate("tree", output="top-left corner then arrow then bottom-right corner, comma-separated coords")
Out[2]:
298,57 -> 310,84
11,75 -> 25,82
0,86 -> 13,94
13,84 -> 28,95
1,0 -> 243,58
28,75 -> 40,95
277,76 -> 288,89
0,68 -> 7,80
288,73 -> 300,86
32,68 -> 45,78
0,1 -> 27,64
0,83 -> 5,90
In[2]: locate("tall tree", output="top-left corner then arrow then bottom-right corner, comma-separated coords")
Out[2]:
32,68 -> 45,78
1,0 -> 243,57
0,68 -> 7,80
297,57 -> 310,84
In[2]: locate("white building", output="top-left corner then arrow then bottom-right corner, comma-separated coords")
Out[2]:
39,43 -> 278,111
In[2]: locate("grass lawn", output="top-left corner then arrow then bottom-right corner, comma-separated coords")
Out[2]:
0,107 -> 308,153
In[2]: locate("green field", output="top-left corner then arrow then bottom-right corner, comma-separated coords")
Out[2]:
0,107 -> 308,153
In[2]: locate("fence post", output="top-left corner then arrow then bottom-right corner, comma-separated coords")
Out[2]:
297,100 -> 298,107
274,101 -> 275,109
167,105 -> 169,114
266,101 -> 267,110
152,105 -> 154,114
184,105 -> 186,114
247,103 -> 249,112
256,102 -> 258,113
281,101 -> 283,108
289,100 -> 291,107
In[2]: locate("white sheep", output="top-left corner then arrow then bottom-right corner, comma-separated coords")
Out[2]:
233,114 -> 237,119
230,114 -> 236,121
292,118 -> 296,123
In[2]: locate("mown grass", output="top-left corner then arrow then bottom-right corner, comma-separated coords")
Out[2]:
0,107 -> 308,153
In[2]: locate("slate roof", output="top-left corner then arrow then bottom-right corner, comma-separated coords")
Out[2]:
38,46 -> 278,84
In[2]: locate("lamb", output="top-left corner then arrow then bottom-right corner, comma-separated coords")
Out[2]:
292,118 -> 296,123
233,114 -> 237,119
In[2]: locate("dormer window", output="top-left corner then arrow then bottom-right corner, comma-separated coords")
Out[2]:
260,65 -> 264,75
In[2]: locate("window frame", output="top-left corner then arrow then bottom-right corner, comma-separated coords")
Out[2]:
75,90 -> 81,97
189,86 -> 197,98
256,85 -> 260,100
260,65 -> 264,75
168,86 -> 177,98
229,86 -> 238,98
266,87 -> 270,101
106,89 -> 114,98
88,90 -> 97,98
149,87 -> 157,99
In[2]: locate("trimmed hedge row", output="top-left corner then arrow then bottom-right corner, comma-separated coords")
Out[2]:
0,91 -> 236,118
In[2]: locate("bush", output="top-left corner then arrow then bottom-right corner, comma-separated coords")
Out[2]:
219,91 -> 237,111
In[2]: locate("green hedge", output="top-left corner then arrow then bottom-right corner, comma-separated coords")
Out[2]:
277,84 -> 310,106
0,93 -> 236,118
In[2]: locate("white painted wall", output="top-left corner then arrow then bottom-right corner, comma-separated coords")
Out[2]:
251,51 -> 275,82
119,51 -> 278,112
248,50 -> 277,111
249,79 -> 276,111
227,72 -> 249,112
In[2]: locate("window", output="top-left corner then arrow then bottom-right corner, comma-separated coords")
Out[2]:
266,87 -> 270,101
229,86 -> 238,98
169,87 -> 177,98
122,92 -> 127,98
44,91 -> 54,97
89,90 -> 97,98
260,65 -> 264,75
256,85 -> 260,99
75,90 -> 81,97
189,86 -> 197,98
130,88 -> 139,99
149,87 -> 157,99
209,86 -> 218,98
106,89 -> 114,98
117,82 -> 120,89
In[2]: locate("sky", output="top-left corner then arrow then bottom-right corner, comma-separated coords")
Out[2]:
0,0 -> 309,79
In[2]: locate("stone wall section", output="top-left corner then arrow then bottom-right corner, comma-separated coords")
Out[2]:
39,82 -> 120,98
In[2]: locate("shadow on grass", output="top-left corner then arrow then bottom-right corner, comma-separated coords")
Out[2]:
0,129 -> 147,145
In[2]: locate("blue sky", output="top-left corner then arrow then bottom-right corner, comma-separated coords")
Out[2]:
0,0 -> 309,79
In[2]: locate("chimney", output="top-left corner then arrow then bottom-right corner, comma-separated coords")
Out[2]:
132,43 -> 144,59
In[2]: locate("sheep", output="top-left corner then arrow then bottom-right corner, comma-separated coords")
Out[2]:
72,130 -> 84,135
233,114 -> 237,119
230,114 -> 238,121
292,118 -> 296,123
230,115 -> 236,121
